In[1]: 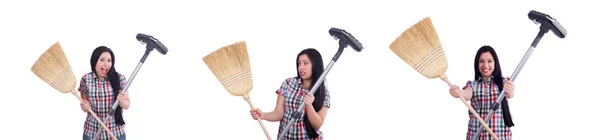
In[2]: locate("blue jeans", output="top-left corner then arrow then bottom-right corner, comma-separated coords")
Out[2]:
83,133 -> 126,140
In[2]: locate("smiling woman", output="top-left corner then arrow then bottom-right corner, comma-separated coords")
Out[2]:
449,45 -> 516,140
78,46 -> 131,140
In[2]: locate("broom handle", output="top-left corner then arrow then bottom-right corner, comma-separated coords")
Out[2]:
440,75 -> 499,140
244,95 -> 272,140
71,91 -> 119,140
472,27 -> 549,139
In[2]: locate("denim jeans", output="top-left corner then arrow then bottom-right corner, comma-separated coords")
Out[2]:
83,133 -> 126,140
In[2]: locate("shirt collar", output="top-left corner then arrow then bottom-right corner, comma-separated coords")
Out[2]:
296,77 -> 310,91
92,72 -> 108,81
477,75 -> 495,83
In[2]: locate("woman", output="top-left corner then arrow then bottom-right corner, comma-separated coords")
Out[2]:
449,45 -> 516,140
250,48 -> 331,140
78,46 -> 130,140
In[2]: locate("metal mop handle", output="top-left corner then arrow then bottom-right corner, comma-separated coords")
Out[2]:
110,49 -> 150,115
277,27 -> 362,140
90,49 -> 150,140
472,10 -> 566,139
277,43 -> 344,140
471,25 -> 550,140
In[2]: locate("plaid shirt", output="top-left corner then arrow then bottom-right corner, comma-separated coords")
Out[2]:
78,72 -> 127,140
464,76 -> 511,140
276,77 -> 331,140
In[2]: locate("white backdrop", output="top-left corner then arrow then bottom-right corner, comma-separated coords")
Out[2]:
1,0 -> 598,139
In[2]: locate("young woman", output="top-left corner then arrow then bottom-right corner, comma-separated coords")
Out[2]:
449,45 -> 516,140
78,46 -> 130,140
250,48 -> 331,140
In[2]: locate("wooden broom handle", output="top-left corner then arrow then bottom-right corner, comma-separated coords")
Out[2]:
71,91 -> 119,140
440,75 -> 499,140
244,95 -> 273,140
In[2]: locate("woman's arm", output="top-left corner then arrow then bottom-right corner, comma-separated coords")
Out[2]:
450,84 -> 474,101
504,77 -> 515,99
261,94 -> 285,122
80,92 -> 91,113
462,86 -> 474,101
78,76 -> 91,113
117,74 -> 130,110
305,104 -> 328,131
81,92 -> 88,101
117,91 -> 130,110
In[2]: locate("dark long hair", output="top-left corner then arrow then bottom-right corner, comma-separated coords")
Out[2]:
90,46 -> 126,125
474,45 -> 514,127
295,48 -> 326,138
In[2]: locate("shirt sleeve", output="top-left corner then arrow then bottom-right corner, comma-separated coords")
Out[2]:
323,89 -> 330,108
78,75 -> 88,94
119,74 -> 127,89
463,80 -> 473,90
275,79 -> 289,96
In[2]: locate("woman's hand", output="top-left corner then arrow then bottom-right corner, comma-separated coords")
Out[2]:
449,85 -> 461,98
504,77 -> 515,98
250,108 -> 263,120
304,92 -> 315,107
117,90 -> 130,109
80,100 -> 91,113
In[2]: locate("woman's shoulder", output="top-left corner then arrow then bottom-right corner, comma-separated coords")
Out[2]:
282,77 -> 300,83
117,72 -> 127,80
463,80 -> 477,88
81,72 -> 94,79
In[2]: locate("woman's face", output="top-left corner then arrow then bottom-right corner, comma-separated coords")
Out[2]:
478,52 -> 495,78
95,52 -> 112,78
297,54 -> 313,80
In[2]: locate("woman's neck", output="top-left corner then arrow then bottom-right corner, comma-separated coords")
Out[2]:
302,79 -> 312,89
481,76 -> 491,83
96,72 -> 105,81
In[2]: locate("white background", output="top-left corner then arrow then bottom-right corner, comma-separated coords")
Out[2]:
1,0 -> 598,139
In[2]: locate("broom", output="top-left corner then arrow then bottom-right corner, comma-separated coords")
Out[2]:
203,41 -> 272,140
389,17 -> 499,140
31,41 -> 118,140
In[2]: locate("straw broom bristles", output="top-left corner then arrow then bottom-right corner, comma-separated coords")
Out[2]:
389,17 -> 448,79
203,41 -> 253,98
202,41 -> 272,140
31,42 -> 77,93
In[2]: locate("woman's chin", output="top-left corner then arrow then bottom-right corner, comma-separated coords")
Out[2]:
301,77 -> 311,80
96,72 -> 106,77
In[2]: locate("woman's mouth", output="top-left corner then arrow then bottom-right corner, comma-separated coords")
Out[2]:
101,68 -> 108,74
300,71 -> 306,77
482,69 -> 490,73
